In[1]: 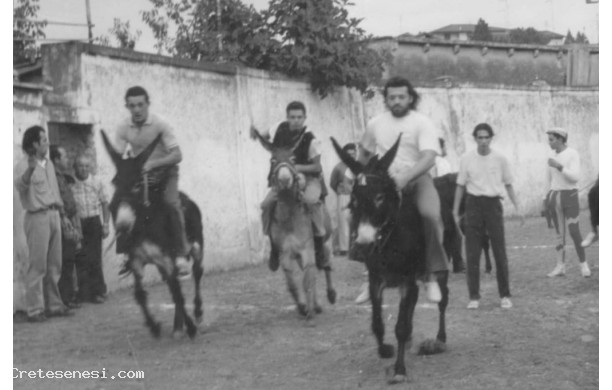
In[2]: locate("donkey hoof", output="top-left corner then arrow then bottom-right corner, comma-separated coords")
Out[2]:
172,330 -> 185,340
296,303 -> 308,317
194,314 -> 204,325
314,304 -> 323,314
379,344 -> 395,359
149,322 -> 162,338
327,288 -> 337,304
186,325 -> 197,339
388,374 -> 408,384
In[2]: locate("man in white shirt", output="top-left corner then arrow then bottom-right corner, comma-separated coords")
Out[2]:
359,76 -> 448,302
544,128 -> 590,278
452,123 -> 522,310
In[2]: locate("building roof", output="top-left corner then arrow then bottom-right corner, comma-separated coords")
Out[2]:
429,24 -> 509,34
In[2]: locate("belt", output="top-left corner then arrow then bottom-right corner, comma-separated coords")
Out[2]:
27,204 -> 60,214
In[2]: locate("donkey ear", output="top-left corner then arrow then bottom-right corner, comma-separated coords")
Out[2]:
136,134 -> 162,166
100,130 -> 121,166
376,134 -> 401,173
252,128 -> 274,153
330,137 -> 363,175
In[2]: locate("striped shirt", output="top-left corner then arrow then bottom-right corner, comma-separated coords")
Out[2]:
72,175 -> 108,218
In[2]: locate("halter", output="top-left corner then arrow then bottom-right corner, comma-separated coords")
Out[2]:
270,161 -> 301,196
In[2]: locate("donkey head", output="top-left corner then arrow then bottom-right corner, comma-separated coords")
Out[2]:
331,135 -> 401,245
101,130 -> 161,234
253,127 -> 306,193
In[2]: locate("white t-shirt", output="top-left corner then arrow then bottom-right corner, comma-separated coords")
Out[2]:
457,149 -> 513,197
261,121 -> 321,160
547,147 -> 580,191
360,111 -> 440,185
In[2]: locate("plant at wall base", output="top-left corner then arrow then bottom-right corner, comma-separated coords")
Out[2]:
95,18 -> 142,50
13,0 -> 47,65
140,0 -> 388,98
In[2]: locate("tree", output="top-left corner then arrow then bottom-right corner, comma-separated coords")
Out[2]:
575,31 -> 589,44
564,30 -> 575,44
95,18 -> 142,50
472,18 -> 492,42
141,0 -> 388,98
509,27 -> 548,45
13,0 -> 47,64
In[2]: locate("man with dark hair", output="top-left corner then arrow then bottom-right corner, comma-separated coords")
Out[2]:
330,143 -> 356,256
360,76 -> 448,302
544,128 -> 590,277
14,126 -> 73,322
452,123 -> 522,310
113,86 -> 190,274
50,145 -> 82,308
251,101 -> 333,275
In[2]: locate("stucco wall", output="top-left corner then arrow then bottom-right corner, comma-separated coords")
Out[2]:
364,85 -> 599,214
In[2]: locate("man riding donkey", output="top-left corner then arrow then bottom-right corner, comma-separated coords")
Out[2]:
113,86 -> 190,276
250,101 -> 336,304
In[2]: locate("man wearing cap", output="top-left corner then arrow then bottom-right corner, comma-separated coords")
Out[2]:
544,127 -> 590,278
452,123 -> 522,310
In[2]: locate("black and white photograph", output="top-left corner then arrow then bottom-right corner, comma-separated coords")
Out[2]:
12,0 -> 602,389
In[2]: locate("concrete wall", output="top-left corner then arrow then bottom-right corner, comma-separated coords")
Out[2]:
371,38 -> 598,88
364,85 -> 599,214
13,42 -> 598,304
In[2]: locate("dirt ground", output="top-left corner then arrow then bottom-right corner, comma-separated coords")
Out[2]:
13,215 -> 598,390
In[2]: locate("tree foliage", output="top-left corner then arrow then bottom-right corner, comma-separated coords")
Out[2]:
13,0 -> 46,64
508,27 -> 549,45
141,0 -> 388,97
95,18 -> 142,50
472,18 -> 492,42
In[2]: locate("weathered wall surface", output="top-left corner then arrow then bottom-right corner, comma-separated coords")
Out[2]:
364,86 -> 599,214
371,38 -> 598,87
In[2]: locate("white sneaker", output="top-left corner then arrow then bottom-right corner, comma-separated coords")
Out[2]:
355,283 -> 370,304
501,297 -> 513,309
547,264 -> 566,278
581,232 -> 597,248
425,281 -> 442,303
580,262 -> 591,278
467,300 -> 479,310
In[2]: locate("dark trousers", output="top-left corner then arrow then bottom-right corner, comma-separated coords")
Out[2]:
76,216 -> 106,301
465,195 -> 510,300
58,235 -> 77,304
588,181 -> 598,231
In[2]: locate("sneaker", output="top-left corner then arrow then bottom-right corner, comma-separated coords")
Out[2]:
580,262 -> 592,278
581,232 -> 597,248
547,264 -> 566,278
355,283 -> 370,304
501,297 -> 513,309
425,281 -> 442,303
467,300 -> 479,310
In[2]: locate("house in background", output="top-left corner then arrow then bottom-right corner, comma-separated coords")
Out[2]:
428,24 -> 511,41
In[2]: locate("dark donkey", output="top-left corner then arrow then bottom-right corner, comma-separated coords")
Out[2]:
253,128 -> 336,321
332,136 -> 449,384
101,130 -> 204,339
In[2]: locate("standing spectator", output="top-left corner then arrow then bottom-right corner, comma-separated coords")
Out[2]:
50,145 -> 82,309
14,126 -> 73,322
544,128 -> 590,277
452,123 -> 522,310
581,177 -> 598,247
329,143 -> 356,256
73,155 -> 111,304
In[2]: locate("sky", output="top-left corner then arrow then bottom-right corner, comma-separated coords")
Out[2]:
29,0 -> 600,53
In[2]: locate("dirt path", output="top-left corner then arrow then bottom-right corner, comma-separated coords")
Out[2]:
14,216 -> 598,390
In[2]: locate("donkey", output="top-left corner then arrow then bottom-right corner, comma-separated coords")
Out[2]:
331,136 -> 449,384
253,128 -> 335,321
101,130 -> 204,339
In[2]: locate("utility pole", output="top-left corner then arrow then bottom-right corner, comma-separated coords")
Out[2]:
217,0 -> 223,59
85,0 -> 93,43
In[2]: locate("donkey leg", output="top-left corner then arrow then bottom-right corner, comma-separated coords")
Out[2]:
281,252 -> 307,317
419,271 -> 449,355
303,263 -> 317,321
370,276 -> 393,358
389,280 -> 417,384
190,241 -> 204,325
132,262 -> 161,338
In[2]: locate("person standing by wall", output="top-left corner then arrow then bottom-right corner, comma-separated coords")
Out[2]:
544,128 -> 591,278
50,145 -> 82,309
14,126 -> 73,322
329,143 -> 356,256
73,155 -> 111,304
452,123 -> 523,310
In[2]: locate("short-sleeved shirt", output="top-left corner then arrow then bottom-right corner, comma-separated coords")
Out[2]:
360,111 -> 440,184
14,157 -> 63,212
262,121 -> 321,160
72,175 -> 108,218
457,150 -> 513,197
113,113 -> 179,163
547,147 -> 580,191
